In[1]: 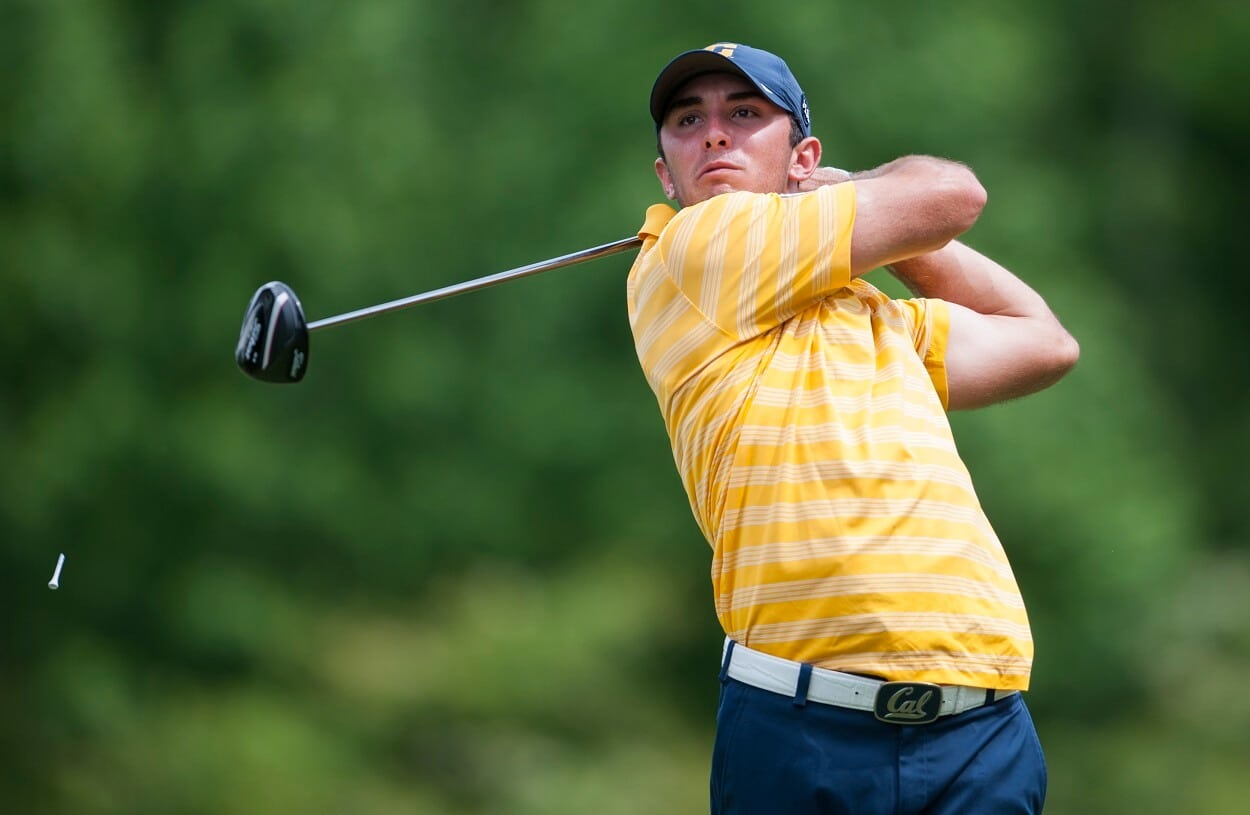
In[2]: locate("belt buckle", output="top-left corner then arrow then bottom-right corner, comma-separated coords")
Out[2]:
873,681 -> 943,725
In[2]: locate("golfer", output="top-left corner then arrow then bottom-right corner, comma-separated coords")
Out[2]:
628,43 -> 1079,814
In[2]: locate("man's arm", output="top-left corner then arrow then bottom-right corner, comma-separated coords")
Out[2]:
888,241 -> 1079,410
797,157 -> 986,277
799,162 -> 1079,409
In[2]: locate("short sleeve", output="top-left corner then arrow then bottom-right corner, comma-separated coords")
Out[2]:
895,297 -> 951,409
655,183 -> 856,340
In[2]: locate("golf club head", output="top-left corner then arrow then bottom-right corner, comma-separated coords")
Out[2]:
236,281 -> 310,383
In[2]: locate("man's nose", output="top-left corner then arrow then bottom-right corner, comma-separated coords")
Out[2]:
704,117 -> 730,149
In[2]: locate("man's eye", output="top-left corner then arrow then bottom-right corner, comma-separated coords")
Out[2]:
732,107 -> 757,119
678,113 -> 699,126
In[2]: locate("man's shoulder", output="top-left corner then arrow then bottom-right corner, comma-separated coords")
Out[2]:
643,191 -> 781,249
638,203 -> 678,240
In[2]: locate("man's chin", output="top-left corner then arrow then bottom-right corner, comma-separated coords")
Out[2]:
678,183 -> 739,208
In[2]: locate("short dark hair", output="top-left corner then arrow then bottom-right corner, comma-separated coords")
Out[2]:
656,115 -> 806,160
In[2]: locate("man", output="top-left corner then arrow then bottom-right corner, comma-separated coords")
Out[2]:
627,43 -> 1079,815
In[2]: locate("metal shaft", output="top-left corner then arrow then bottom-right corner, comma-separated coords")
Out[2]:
307,235 -> 644,332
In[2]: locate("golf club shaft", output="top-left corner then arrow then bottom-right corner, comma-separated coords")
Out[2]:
307,235 -> 644,332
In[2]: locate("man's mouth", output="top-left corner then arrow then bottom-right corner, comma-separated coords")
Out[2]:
698,161 -> 739,179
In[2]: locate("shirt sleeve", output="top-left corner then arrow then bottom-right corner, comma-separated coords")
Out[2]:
655,183 -> 856,341
895,296 -> 951,410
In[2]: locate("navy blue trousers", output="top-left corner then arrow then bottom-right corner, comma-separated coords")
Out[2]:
710,677 -> 1047,814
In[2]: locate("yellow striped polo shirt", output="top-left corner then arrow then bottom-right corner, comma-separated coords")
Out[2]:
626,183 -> 1032,690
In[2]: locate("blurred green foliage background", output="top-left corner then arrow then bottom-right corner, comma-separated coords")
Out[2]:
3,0 -> 1247,812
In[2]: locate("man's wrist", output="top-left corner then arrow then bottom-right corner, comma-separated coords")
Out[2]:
823,167 -> 853,184
798,167 -> 852,191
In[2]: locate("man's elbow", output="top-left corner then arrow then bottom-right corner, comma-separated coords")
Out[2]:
925,160 -> 987,240
947,165 -> 987,235
1041,327 -> 1081,385
1015,323 -> 1081,400
1056,331 -> 1081,376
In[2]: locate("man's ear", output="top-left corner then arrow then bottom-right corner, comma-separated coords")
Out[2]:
655,157 -> 678,200
787,136 -> 823,188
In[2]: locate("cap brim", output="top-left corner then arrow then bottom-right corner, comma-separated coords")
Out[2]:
649,50 -> 752,127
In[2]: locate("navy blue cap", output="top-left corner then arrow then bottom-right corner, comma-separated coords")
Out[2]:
650,43 -> 811,137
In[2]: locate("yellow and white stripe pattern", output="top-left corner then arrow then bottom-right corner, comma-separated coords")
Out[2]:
627,183 -> 1032,690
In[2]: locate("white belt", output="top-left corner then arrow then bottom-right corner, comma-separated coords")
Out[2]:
722,639 -> 1018,722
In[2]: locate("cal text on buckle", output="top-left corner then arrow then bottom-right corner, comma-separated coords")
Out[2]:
873,681 -> 943,725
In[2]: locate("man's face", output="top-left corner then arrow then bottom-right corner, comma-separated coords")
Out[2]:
655,72 -> 807,207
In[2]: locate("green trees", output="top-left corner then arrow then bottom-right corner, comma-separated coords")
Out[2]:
3,1 -> 1245,812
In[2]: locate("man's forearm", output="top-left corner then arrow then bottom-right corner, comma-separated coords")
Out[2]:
799,158 -> 959,191
887,240 -> 1054,321
891,240 -> 1079,408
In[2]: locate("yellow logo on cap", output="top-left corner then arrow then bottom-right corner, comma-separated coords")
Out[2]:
704,42 -> 738,58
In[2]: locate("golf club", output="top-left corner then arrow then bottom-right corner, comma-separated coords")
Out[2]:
235,235 -> 643,383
